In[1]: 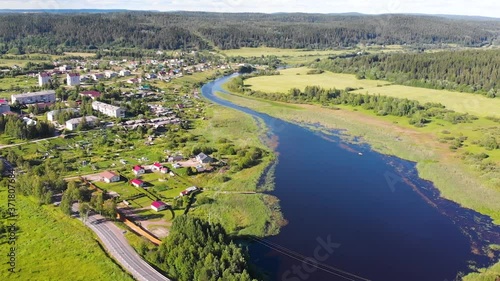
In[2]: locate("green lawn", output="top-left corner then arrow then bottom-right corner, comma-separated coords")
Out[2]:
0,194 -> 132,281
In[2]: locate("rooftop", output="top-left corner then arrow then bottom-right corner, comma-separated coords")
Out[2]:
66,115 -> 98,125
12,90 -> 56,98
101,170 -> 119,179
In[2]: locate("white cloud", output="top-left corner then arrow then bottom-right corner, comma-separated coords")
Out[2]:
0,0 -> 498,18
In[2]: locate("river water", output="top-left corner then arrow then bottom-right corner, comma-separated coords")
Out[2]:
201,75 -> 500,281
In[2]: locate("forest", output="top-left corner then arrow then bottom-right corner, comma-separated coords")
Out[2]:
146,216 -> 256,281
0,12 -> 499,53
313,49 -> 500,94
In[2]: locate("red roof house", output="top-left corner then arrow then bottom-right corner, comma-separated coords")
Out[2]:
130,179 -> 144,188
132,165 -> 145,175
80,90 -> 102,100
151,162 -> 163,171
151,201 -> 168,212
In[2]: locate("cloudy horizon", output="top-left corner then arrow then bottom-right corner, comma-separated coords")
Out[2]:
0,0 -> 498,18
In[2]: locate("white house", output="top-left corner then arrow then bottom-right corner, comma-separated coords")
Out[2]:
91,101 -> 125,118
130,178 -> 144,188
65,115 -> 98,131
91,73 -> 105,81
46,108 -> 78,122
105,71 -> 118,78
151,162 -> 163,172
67,73 -> 80,86
101,171 -> 120,183
119,69 -> 131,76
132,165 -> 145,176
196,153 -> 213,164
38,72 -> 50,86
151,201 -> 168,212
11,90 -> 56,105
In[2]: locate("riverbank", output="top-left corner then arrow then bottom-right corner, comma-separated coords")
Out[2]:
217,82 -> 500,279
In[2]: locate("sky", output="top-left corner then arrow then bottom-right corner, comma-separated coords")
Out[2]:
0,0 -> 499,18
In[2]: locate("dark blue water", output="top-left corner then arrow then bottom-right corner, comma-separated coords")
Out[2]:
202,75 -> 500,281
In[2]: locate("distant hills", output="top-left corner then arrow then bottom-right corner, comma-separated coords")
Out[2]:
0,11 -> 498,52
0,9 -> 133,14
0,10 -> 498,20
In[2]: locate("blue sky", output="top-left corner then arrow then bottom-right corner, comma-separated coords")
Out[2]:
1,0 -> 499,18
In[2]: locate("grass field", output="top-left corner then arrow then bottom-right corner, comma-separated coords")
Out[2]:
245,67 -> 500,117
221,47 -> 351,58
245,67 -> 387,92
0,194 -> 132,281
352,85 -> 500,118
63,52 -> 96,57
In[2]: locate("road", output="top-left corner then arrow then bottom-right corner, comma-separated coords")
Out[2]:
0,136 -> 59,150
82,211 -> 170,281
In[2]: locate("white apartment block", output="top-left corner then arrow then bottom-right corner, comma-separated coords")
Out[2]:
92,101 -> 125,118
11,90 -> 56,105
67,73 -> 80,86
38,72 -> 50,86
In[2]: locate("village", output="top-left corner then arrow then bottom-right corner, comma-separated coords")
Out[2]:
0,51 -> 265,242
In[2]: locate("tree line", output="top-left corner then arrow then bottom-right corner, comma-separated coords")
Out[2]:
0,115 -> 56,140
144,215 -> 256,281
0,12 -> 498,53
313,49 -> 500,95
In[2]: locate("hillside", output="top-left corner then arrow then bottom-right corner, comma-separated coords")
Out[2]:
0,12 -> 499,53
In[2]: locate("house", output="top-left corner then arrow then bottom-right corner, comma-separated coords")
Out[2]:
92,101 -> 125,118
65,115 -> 98,131
196,153 -> 213,164
168,155 -> 183,162
195,165 -> 205,173
145,73 -> 157,79
22,117 -> 37,126
67,73 -> 80,86
12,90 -> 56,105
151,162 -> 163,172
80,90 -> 101,100
151,201 -> 168,212
180,186 -> 198,197
91,73 -> 105,81
132,165 -> 145,175
59,65 -> 71,72
105,71 -> 118,78
46,108 -> 78,122
38,72 -> 50,86
119,69 -> 131,76
127,78 -> 142,84
160,167 -> 169,174
172,163 -> 182,169
0,100 -> 10,114
101,171 -> 120,183
130,178 -> 144,188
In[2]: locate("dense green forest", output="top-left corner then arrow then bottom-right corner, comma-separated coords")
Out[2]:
144,216 -> 256,281
313,49 -> 500,94
0,12 -> 499,53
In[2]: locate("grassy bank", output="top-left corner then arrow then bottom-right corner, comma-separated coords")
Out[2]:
0,193 -> 133,280
188,103 -> 285,236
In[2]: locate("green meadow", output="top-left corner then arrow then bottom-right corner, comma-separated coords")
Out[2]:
245,67 -> 500,117
0,194 -> 132,281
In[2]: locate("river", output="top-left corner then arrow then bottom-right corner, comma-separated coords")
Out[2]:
201,74 -> 500,281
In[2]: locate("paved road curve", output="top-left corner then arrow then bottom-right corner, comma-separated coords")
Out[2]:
85,213 -> 170,281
